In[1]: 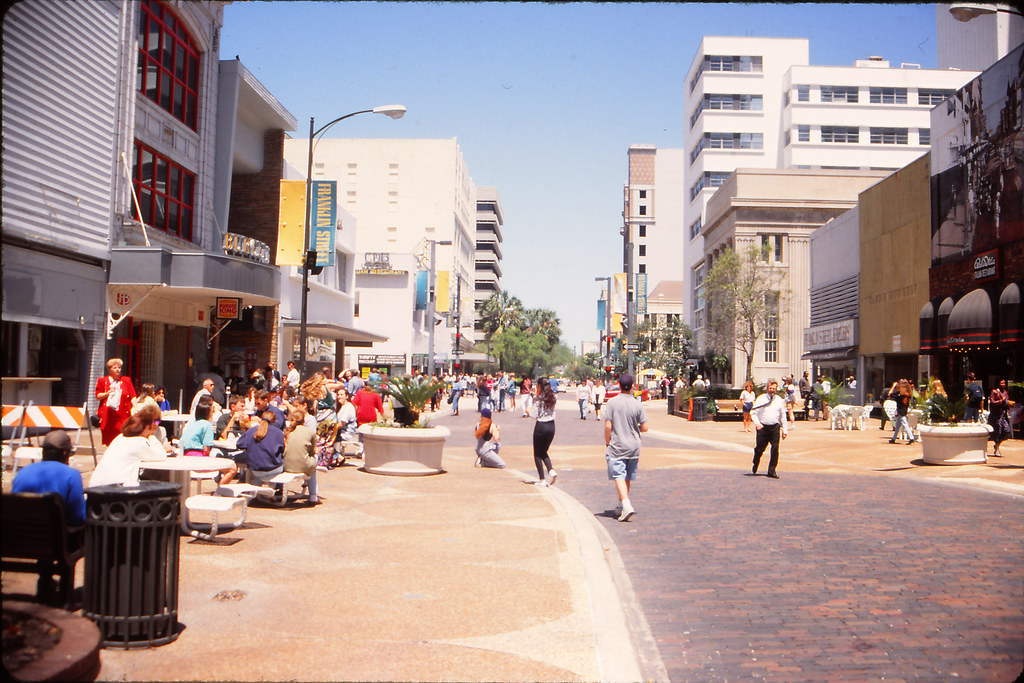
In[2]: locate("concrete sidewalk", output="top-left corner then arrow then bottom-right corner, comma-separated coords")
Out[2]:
6,397 -> 1021,681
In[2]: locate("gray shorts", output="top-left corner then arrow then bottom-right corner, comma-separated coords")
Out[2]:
606,456 -> 638,480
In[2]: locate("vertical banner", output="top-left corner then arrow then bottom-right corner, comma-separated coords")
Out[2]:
436,270 -> 450,313
276,180 -> 306,266
612,312 -> 623,334
635,272 -> 648,315
415,270 -> 428,310
612,273 -> 627,315
311,180 -> 336,268
597,299 -> 606,332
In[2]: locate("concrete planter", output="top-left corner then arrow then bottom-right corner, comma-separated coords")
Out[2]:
3,601 -> 101,681
357,424 -> 450,476
918,423 -> 992,465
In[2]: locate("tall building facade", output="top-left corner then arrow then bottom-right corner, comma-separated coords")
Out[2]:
3,0 -> 293,410
682,36 -> 977,367
284,138 -> 478,376
474,187 -> 504,320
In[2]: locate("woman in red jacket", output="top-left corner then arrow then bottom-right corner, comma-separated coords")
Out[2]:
95,357 -> 136,445
351,385 -> 384,426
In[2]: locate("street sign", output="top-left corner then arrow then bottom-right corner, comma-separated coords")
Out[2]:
623,343 -> 640,351
451,350 -> 464,356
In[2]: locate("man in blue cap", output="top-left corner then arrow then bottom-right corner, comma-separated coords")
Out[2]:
602,373 -> 648,522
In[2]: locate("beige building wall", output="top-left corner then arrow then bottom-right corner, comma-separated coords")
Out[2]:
858,153 -> 932,358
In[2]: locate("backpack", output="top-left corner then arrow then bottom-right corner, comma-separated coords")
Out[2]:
968,383 -> 983,406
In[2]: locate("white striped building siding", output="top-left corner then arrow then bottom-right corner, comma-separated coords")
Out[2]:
1,0 -> 122,258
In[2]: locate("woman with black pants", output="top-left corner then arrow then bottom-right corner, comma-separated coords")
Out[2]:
532,379 -> 558,486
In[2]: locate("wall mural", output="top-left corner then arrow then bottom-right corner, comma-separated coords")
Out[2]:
930,44 -> 1024,267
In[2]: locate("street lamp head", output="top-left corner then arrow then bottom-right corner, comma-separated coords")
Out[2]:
373,104 -> 407,119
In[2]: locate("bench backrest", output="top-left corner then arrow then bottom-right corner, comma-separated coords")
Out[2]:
1,492 -> 76,566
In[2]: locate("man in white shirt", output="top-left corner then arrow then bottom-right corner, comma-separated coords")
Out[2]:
750,379 -> 788,479
190,378 -> 216,419
285,360 -> 300,388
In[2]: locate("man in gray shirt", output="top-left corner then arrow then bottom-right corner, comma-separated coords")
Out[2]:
603,373 -> 649,522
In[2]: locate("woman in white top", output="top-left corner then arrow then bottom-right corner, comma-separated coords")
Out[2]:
740,379 -> 757,433
532,379 -> 558,486
88,410 -> 164,487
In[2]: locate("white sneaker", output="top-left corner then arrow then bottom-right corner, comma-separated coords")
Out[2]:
618,501 -> 635,522
533,480 -> 549,487
547,469 -> 558,486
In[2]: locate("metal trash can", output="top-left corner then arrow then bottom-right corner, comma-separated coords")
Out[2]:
83,481 -> 181,648
691,396 -> 708,421
667,393 -> 675,415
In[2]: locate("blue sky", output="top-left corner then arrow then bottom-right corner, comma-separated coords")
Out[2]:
220,2 -> 938,353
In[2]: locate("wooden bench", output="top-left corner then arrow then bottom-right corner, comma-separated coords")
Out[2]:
713,398 -> 808,421
1,492 -> 84,609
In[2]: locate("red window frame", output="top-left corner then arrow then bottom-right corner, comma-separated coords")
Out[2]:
132,141 -> 195,241
137,0 -> 199,129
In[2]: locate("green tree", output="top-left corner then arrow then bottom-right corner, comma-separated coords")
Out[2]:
523,308 -> 562,348
635,315 -> 693,377
476,290 -> 524,353
704,242 -> 788,385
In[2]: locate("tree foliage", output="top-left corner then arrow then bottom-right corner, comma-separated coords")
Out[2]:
704,242 -> 788,384
475,291 -> 565,376
635,315 -> 693,378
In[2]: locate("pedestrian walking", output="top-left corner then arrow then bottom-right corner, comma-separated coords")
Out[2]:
95,357 -> 136,446
963,372 -> 984,422
591,381 -> 606,420
576,381 -> 590,420
987,378 -> 1014,457
889,379 -> 916,444
750,379 -> 788,479
531,378 -> 558,486
740,379 -> 756,433
602,373 -> 648,521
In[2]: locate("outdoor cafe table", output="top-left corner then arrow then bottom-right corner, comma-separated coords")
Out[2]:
140,456 -> 235,510
158,411 -> 191,438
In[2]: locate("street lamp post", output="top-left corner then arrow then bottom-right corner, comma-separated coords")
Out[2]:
298,105 -> 405,378
427,239 -> 453,378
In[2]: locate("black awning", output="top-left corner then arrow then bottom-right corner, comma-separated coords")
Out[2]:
919,300 -> 936,354
999,282 -> 1021,344
936,297 -> 955,349
947,288 -> 993,347
801,346 -> 857,361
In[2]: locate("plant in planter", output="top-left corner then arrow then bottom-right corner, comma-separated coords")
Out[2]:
917,378 -> 991,465
358,375 -> 450,476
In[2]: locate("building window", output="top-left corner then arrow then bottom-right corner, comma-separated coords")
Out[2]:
346,190 -> 356,205
919,128 -> 931,145
764,292 -> 779,363
690,171 -> 730,201
689,218 -> 702,240
693,263 -> 706,327
691,93 -> 764,127
638,190 -> 647,198
638,245 -> 647,257
691,55 -> 763,91
821,126 -> 860,143
870,127 -> 909,144
796,85 -> 809,102
132,141 -> 195,241
638,263 -> 646,273
639,205 -> 647,216
137,0 -> 200,129
869,87 -> 907,104
691,132 -> 764,162
638,225 -> 647,237
797,125 -> 810,142
918,88 -> 954,106
820,85 -> 859,103
760,234 -> 784,262
784,130 -> 791,147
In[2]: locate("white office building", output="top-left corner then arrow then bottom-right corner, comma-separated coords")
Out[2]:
283,137 -> 478,376
682,36 -> 977,361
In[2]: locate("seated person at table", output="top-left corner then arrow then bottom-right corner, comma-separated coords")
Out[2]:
291,396 -> 319,430
236,410 -> 285,484
283,410 -> 318,504
252,389 -> 286,430
182,396 -> 238,485
216,394 -> 252,441
136,404 -> 172,457
12,429 -> 86,526
89,411 -> 166,487
155,385 -> 171,412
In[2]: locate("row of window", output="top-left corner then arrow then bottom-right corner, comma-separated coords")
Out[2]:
137,0 -> 199,130
690,93 -> 763,128
690,171 -> 730,200
690,55 -> 763,91
789,85 -> 953,106
785,125 -> 928,145
131,141 -> 195,240
690,132 -> 763,164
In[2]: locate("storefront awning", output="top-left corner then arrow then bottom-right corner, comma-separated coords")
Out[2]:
936,297 -> 955,349
999,282 -> 1020,344
280,319 -> 388,345
919,301 -> 936,354
801,346 -> 857,361
947,288 -> 993,347
109,246 -> 279,307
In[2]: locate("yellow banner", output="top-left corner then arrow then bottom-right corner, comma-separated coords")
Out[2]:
276,180 -> 307,266
612,312 -> 623,333
436,270 -> 450,313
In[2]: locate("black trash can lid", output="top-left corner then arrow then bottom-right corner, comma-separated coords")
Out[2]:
85,480 -> 181,499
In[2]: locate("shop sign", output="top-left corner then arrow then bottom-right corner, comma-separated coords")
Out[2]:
223,232 -> 271,264
358,353 -> 406,365
356,252 -> 408,276
803,319 -> 856,352
216,297 -> 242,320
973,250 -> 998,281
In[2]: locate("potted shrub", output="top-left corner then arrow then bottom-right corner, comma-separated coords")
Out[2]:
917,383 -> 992,465
357,375 -> 450,476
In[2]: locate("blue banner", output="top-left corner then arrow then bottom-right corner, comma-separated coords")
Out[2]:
311,181 -> 336,268
635,272 -> 648,315
597,299 -> 606,332
415,270 -> 428,311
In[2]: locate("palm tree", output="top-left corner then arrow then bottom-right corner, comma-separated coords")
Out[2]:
477,290 -> 524,353
524,308 -> 561,348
